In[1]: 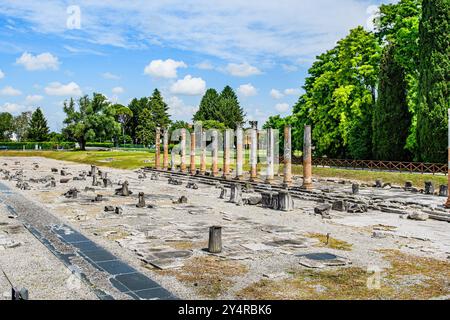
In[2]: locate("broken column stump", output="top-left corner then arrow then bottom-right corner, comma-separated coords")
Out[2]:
424,181 -> 434,195
277,190 -> 294,211
136,192 -> 146,208
89,165 -> 97,177
208,226 -> 222,253
103,177 -> 112,188
229,183 -> 242,204
115,181 -> 132,196
439,185 -> 448,197
404,181 -> 413,190
352,183 -> 359,195
261,191 -> 277,208
219,186 -> 227,199
375,179 -> 383,188
63,188 -> 78,198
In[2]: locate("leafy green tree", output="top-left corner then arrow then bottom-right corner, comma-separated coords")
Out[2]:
0,112 -> 13,141
127,97 -> 150,143
372,44 -> 412,160
199,120 -> 226,131
113,104 -> 133,145
193,89 -> 220,122
12,112 -> 32,142
293,27 -> 380,159
62,94 -> 121,150
415,0 -> 450,162
27,108 -> 49,141
47,132 -> 64,143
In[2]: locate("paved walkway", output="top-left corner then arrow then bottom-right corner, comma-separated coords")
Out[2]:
0,181 -> 176,300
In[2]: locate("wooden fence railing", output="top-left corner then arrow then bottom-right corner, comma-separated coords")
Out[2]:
284,156 -> 448,175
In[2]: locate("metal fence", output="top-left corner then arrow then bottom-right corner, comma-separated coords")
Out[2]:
287,156 -> 448,175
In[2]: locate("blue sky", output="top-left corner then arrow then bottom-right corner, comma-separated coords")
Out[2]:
0,0 -> 393,132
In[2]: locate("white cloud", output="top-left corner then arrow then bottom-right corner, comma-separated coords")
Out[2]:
0,102 -> 28,113
195,61 -> 214,70
102,72 -> 120,80
112,86 -> 124,94
16,52 -> 60,71
0,86 -> 22,96
226,63 -> 261,77
144,59 -> 187,78
44,82 -> 82,96
0,69 -> 4,79
170,75 -> 206,96
237,83 -> 257,97
270,89 -> 284,99
25,95 -> 44,104
166,95 -> 198,118
275,103 -> 290,113
284,88 -> 302,95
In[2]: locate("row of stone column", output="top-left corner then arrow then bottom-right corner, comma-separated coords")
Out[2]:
154,124 -> 313,188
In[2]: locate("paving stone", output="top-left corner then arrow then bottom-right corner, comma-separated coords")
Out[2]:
114,272 -> 161,291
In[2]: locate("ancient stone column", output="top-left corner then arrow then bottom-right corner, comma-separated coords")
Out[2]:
250,121 -> 258,181
301,125 -> 313,190
235,124 -> 244,179
208,226 -> 222,253
283,125 -> 292,186
223,129 -> 231,178
265,128 -> 274,183
212,130 -> 219,177
155,127 -> 161,169
200,131 -> 207,175
446,108 -> 450,208
180,128 -> 187,173
190,131 -> 196,175
163,128 -> 169,170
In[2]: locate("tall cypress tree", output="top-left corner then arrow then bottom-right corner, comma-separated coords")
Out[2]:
373,44 -> 412,160
150,89 -> 171,128
415,0 -> 449,162
27,107 -> 49,141
193,88 -> 220,122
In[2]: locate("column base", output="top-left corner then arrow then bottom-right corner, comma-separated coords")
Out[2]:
444,198 -> 450,208
301,183 -> 313,190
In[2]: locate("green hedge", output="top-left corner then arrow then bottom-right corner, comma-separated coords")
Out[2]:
0,141 -> 75,150
85,142 -> 115,148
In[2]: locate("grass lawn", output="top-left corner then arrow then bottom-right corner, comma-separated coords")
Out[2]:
0,150 -> 447,188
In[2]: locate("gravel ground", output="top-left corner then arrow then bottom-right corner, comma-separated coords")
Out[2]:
0,156 -> 449,300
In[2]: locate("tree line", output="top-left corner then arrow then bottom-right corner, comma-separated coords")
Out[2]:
0,108 -> 51,142
266,0 -> 449,163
